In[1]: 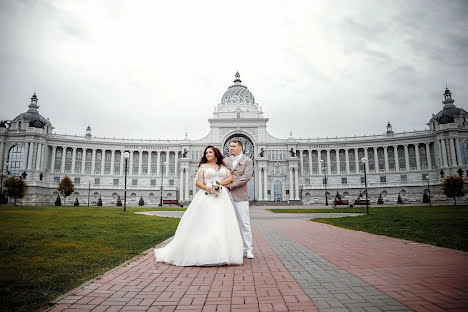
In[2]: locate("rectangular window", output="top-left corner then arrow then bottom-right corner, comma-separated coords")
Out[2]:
114,165 -> 120,174
401,175 -> 407,182
132,179 -> 137,186
86,152 -> 92,160
305,178 -> 310,185
77,151 -> 82,160
113,179 -> 119,186
380,176 -> 387,183
74,177 -> 80,184
74,163 -> 81,173
422,173 -> 428,181
286,190 -> 290,195
85,165 -> 91,174
106,153 -> 111,161
54,176 -> 60,183
95,178 -> 100,185
342,177 -> 347,184
361,177 -> 365,184
151,179 -> 156,186
169,180 -> 174,186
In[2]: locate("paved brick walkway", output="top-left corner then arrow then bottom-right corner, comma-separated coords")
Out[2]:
47,207 -> 468,312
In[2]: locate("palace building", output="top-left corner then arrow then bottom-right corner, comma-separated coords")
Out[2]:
1,72 -> 467,206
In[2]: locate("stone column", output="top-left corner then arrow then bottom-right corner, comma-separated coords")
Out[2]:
415,144 -> 421,170
184,168 -> 189,200
110,150 -> 115,175
71,147 -> 76,173
23,141 -> 30,170
394,146 -> 400,171
317,150 -> 322,175
355,148 -> 359,173
364,148 -> 368,171
100,150 -> 106,175
425,143 -> 432,169
384,146 -> 389,172
34,143 -> 42,170
0,142 -> 4,169
120,150 -> 125,175
455,138 -> 463,166
28,142 -> 35,170
51,146 -> 56,172
91,149 -> 96,175
289,167 -> 294,200
81,149 -> 86,174
174,152 -> 178,176
157,151 -> 161,176
345,149 -> 350,174
336,150 -> 341,174
308,150 -> 312,175
449,138 -> 457,167
129,151 -> 134,176
264,166 -> 268,201
147,151 -> 152,175
138,150 -> 143,175
166,152 -> 170,176
179,167 -> 184,201
258,167 -> 263,200
326,150 -> 331,175
60,146 -> 66,173
374,148 -> 379,172
299,150 -> 304,175
294,167 -> 300,200
404,145 -> 410,170
441,139 -> 449,167
41,143 -> 47,170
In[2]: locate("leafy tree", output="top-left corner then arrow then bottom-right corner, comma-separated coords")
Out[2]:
442,174 -> 466,205
55,194 -> 62,206
138,195 -> 145,206
97,195 -> 103,206
74,197 -> 80,206
3,176 -> 27,205
57,176 -> 75,206
423,193 -> 430,203
377,192 -> 384,204
397,193 -> 403,204
116,195 -> 122,206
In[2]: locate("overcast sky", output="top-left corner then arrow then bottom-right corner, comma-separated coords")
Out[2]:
1,0 -> 467,141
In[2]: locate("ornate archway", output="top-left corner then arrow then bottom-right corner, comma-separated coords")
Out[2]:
223,133 -> 255,200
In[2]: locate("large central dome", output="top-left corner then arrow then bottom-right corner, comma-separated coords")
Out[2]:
217,72 -> 259,112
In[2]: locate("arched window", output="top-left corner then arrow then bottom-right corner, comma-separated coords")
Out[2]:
149,193 -> 154,197
53,191 -> 59,196
93,192 -> 99,198
131,193 -> 136,197
7,145 -> 24,176
112,192 -> 118,198
343,191 -> 349,197
381,190 -> 388,197
167,193 -> 172,197
400,189 -> 407,195
304,192 -> 310,196
74,192 -> 80,196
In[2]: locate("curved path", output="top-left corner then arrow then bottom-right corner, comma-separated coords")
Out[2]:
48,206 -> 467,312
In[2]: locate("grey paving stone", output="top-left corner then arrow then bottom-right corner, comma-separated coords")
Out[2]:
254,221 -> 412,312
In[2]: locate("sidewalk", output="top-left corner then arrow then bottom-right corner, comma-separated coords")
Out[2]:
48,206 -> 467,312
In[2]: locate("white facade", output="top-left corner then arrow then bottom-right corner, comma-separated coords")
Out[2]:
1,73 -> 468,206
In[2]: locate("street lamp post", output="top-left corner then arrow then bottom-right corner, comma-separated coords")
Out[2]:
159,161 -> 166,207
426,174 -> 432,206
320,159 -> 328,206
87,180 -> 90,207
123,152 -> 130,212
361,157 -> 369,215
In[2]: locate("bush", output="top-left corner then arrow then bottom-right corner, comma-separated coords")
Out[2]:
97,195 -> 102,206
335,191 -> 341,200
3,176 -> 27,205
116,195 -> 122,206
55,194 -> 62,206
423,193 -> 430,203
138,196 -> 145,206
73,197 -> 79,206
442,174 -> 466,205
397,193 -> 403,204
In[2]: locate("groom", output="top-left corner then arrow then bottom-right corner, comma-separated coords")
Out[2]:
225,140 -> 254,259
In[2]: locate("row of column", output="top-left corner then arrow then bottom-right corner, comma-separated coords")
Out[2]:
437,137 -> 463,168
50,146 -> 179,176
22,141 -> 47,171
298,143 -> 434,175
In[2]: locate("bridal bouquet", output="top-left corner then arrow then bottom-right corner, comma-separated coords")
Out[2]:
205,181 -> 222,196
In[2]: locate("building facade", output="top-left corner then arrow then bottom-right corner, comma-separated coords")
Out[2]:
1,73 -> 468,206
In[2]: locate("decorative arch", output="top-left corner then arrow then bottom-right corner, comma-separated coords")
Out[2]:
222,132 -> 255,160
7,144 -> 24,176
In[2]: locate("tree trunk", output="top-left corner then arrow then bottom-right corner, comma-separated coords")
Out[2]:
454,197 -> 457,206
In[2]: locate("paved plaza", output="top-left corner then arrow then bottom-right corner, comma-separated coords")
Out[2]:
48,206 -> 467,312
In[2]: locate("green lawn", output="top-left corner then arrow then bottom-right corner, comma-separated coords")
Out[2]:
0,206 -> 182,312
270,206 -> 468,252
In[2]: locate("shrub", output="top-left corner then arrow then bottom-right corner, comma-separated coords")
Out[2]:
116,195 -> 122,206
55,194 -> 62,206
423,193 -> 430,203
97,195 -> 102,206
73,197 -> 79,206
138,196 -> 145,206
377,192 -> 384,204
3,176 -> 27,205
397,193 -> 403,204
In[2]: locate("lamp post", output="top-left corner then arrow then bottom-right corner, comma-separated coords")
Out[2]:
0,162 -> 9,205
426,174 -> 432,206
320,159 -> 328,206
123,151 -> 130,212
159,161 -> 166,207
361,157 -> 369,215
87,180 -> 90,207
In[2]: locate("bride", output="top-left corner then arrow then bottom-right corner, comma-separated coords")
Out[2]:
154,145 -> 243,266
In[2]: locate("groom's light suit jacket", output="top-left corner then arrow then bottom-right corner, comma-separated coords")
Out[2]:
224,155 -> 253,202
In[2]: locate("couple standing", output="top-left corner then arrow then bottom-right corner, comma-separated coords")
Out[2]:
154,140 -> 254,266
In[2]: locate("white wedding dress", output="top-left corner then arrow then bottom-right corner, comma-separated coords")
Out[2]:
154,165 -> 243,266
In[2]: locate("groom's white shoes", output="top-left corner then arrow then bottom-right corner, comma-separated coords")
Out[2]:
245,250 -> 254,259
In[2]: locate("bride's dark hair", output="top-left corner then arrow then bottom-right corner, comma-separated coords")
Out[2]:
198,145 -> 225,168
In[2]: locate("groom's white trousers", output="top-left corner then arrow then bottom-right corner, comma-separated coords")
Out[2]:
232,200 -> 253,253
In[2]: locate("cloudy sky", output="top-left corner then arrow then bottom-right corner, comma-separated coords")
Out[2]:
1,0 -> 467,140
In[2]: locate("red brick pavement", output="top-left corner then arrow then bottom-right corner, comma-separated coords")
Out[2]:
270,219 -> 468,312
48,225 -> 317,312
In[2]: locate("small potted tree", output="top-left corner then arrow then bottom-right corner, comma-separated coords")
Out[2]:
73,197 -> 80,206
138,195 -> 145,206
97,195 -> 103,206
116,195 -> 122,206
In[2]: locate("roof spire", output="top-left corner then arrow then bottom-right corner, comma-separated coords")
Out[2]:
233,71 -> 242,85
443,85 -> 454,108
28,92 -> 39,113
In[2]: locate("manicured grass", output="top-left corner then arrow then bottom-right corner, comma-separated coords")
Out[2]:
0,206 -> 181,312
268,208 -> 368,213
271,206 -> 468,252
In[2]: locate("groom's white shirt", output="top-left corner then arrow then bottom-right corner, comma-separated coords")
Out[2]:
231,153 -> 243,169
